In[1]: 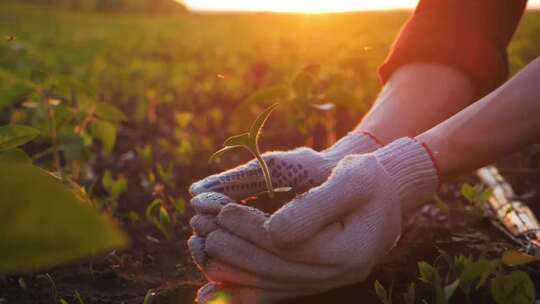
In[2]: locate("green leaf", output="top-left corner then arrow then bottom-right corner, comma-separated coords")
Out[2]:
434,195 -> 450,214
157,163 -> 174,188
74,290 -> 85,304
140,144 -> 153,168
223,132 -> 251,147
174,197 -> 186,215
461,183 -> 478,203
111,177 -> 127,201
159,206 -> 170,228
174,111 -> 194,129
29,70 -> 49,84
418,261 -> 440,285
491,271 -> 535,304
374,280 -> 389,304
418,261 -> 446,304
0,84 -> 34,112
480,189 -> 493,202
0,148 -> 31,163
403,282 -> 415,304
102,170 -> 114,191
94,102 -> 126,123
502,249 -> 540,267
459,258 -> 499,294
0,161 -> 126,273
145,199 -> 170,239
0,125 -> 40,151
209,145 -> 243,163
143,291 -> 155,304
91,120 -> 117,154
444,279 -> 460,301
145,199 -> 163,220
249,103 -> 278,143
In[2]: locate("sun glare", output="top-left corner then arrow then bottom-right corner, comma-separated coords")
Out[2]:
181,0 -> 420,13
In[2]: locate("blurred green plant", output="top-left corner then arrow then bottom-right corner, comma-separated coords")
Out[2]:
145,198 -> 172,239
375,249 -> 538,304
0,124 -> 126,273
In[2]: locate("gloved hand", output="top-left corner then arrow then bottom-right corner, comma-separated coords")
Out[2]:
189,131 -> 381,200
188,138 -> 439,303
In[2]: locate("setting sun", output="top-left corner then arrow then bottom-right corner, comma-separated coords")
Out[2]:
182,0 -> 419,13
182,0 -> 540,13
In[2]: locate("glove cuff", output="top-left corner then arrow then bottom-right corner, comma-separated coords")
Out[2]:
375,137 -> 438,212
322,131 -> 382,166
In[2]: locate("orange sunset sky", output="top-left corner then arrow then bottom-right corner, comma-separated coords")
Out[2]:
181,0 -> 540,13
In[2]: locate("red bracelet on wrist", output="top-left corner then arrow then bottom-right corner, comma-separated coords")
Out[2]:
418,141 -> 442,190
361,131 -> 384,147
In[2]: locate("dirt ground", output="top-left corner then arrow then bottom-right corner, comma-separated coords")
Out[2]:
2,125 -> 540,304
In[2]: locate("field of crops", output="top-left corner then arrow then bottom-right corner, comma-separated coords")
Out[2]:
2,1 -> 540,303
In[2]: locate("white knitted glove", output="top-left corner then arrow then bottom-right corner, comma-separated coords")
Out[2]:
188,138 -> 439,304
189,131 -> 381,200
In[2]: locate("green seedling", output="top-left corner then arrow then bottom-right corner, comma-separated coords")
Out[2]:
74,290 -> 85,304
143,290 -> 155,304
36,273 -> 58,304
375,249 -> 537,304
145,199 -> 171,239
210,103 -> 283,198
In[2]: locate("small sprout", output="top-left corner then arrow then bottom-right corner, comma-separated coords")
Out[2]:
143,290 -> 155,304
102,170 -> 128,201
374,280 -> 391,304
36,273 -> 58,304
156,163 -> 175,189
74,290 -> 85,304
145,199 -> 171,239
402,282 -> 415,304
210,103 -> 279,198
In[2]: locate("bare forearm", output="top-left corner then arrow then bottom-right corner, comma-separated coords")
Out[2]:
359,63 -> 475,144
418,57 -> 540,182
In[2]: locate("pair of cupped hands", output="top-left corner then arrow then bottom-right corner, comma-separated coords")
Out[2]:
188,131 -> 439,303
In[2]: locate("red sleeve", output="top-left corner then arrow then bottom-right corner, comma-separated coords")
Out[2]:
378,0 -> 527,97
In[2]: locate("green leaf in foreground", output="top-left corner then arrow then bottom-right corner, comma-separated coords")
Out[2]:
94,102 -> 127,123
0,148 -> 31,163
491,271 -> 534,304
502,249 -> 540,267
0,160 -> 126,273
91,120 -> 117,154
0,125 -> 40,151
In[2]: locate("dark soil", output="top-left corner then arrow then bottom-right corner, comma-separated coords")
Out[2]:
2,118 -> 540,304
